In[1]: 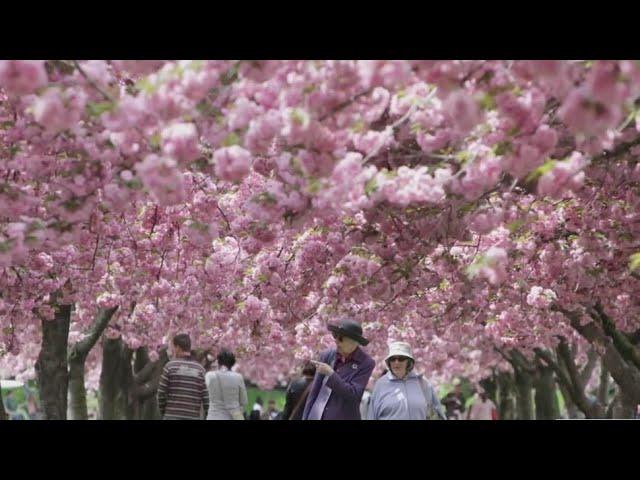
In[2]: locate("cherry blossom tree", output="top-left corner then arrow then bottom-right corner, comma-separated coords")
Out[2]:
1,60 -> 639,418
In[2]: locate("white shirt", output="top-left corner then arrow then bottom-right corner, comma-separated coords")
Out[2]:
468,396 -> 496,420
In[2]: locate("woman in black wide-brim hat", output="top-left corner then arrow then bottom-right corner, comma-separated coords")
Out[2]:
302,319 -> 375,420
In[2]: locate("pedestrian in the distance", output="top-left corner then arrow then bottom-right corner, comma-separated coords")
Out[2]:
467,389 -> 498,420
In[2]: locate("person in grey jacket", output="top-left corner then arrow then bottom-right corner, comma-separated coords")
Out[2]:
205,349 -> 248,420
368,341 -> 445,420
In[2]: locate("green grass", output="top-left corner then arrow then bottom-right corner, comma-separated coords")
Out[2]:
245,386 -> 286,415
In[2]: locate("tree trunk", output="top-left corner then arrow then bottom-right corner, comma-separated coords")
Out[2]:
559,307 -> 640,406
99,336 -> 123,420
514,369 -> 534,420
534,365 -> 559,420
68,359 -> 88,420
612,390 -> 636,419
35,304 -> 71,420
479,373 -> 498,405
557,382 -> 579,418
497,372 -> 515,420
130,347 -> 169,420
597,365 -> 609,407
118,346 -> 135,420
68,307 -> 118,420
0,386 -> 7,420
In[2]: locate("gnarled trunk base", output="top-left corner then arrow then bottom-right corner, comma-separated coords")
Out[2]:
35,305 -> 71,420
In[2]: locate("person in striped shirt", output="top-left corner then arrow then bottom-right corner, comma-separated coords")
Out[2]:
157,334 -> 209,420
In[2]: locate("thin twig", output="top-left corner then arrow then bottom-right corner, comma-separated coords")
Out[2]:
72,60 -> 114,102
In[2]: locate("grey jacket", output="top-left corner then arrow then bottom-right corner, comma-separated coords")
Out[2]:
205,367 -> 248,420
368,371 -> 445,420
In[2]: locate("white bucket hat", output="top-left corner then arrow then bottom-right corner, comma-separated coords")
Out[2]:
384,341 -> 414,369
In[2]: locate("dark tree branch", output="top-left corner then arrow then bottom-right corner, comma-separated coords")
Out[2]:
552,303 -> 640,405
579,348 -> 599,386
590,302 -> 640,371
318,88 -> 374,121
72,60 -> 114,102
68,306 -> 119,362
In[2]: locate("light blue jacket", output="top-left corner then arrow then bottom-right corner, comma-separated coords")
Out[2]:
367,371 -> 446,420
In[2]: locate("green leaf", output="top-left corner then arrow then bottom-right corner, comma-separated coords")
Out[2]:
187,220 -> 209,233
307,178 -> 321,194
526,159 -> 557,183
478,93 -> 496,111
252,191 -> 277,205
196,100 -> 221,118
86,101 -> 115,117
222,132 -> 241,147
351,119 -> 366,133
290,109 -> 307,126
507,219 -> 526,233
124,179 -> 143,190
189,60 -> 204,71
149,133 -> 161,149
62,197 -> 82,211
0,240 -> 14,253
409,122 -> 422,135
507,126 -> 520,137
492,141 -> 513,156
629,253 -> 640,272
465,255 -> 487,279
136,78 -> 156,95
290,156 -> 304,176
456,151 -> 472,164
364,178 -> 378,197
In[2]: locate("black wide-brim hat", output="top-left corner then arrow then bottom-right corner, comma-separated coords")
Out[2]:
327,319 -> 369,346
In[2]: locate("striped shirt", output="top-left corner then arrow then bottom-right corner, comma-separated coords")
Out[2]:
157,357 -> 209,420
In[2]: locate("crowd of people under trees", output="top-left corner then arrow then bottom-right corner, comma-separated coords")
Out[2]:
157,319 -> 502,421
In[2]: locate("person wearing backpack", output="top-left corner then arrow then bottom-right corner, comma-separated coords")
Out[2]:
367,341 -> 446,420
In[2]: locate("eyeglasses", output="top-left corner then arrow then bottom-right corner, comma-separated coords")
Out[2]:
388,356 -> 409,363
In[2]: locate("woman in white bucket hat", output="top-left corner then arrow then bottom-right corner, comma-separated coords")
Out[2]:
367,341 -> 446,420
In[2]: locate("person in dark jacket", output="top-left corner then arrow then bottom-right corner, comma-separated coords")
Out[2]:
281,361 -> 316,420
302,318 -> 375,420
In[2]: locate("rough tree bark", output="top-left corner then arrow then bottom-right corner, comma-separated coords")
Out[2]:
554,304 -> 640,411
35,304 -> 72,420
68,307 -> 118,420
99,336 -> 124,420
479,371 -> 498,405
497,349 -> 535,419
612,390 -> 637,419
513,368 -> 534,420
496,371 -> 515,420
557,382 -> 579,419
130,347 -> 169,420
597,364 -> 609,407
0,386 -> 7,420
535,340 -> 608,418
534,362 -> 559,420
